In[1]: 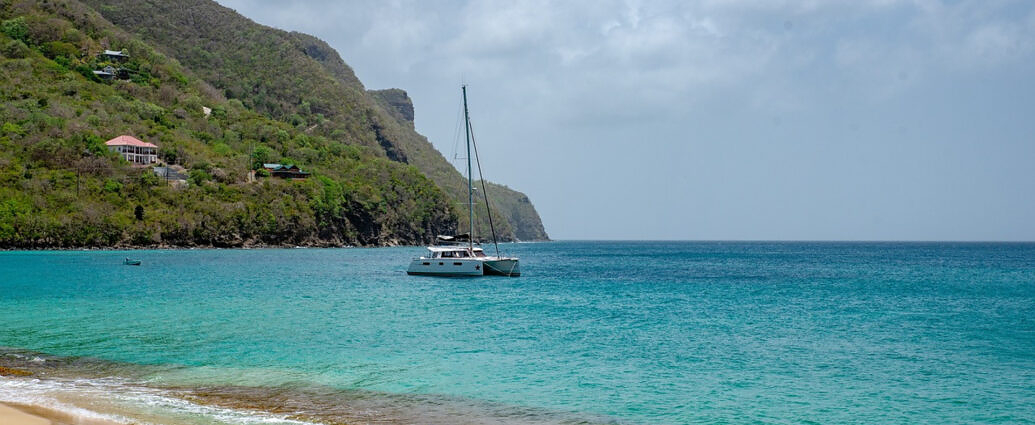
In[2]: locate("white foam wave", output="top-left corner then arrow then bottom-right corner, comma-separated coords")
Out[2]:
0,377 -> 135,424
0,376 -> 318,425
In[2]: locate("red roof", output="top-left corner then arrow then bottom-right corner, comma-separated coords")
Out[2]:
104,135 -> 157,148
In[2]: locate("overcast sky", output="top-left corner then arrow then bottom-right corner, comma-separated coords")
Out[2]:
216,0 -> 1035,241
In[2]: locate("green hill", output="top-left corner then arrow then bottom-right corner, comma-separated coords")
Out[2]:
81,0 -> 549,242
0,0 -> 455,248
0,0 -> 547,248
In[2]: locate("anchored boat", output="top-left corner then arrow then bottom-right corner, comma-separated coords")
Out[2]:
407,86 -> 521,277
408,234 -> 520,277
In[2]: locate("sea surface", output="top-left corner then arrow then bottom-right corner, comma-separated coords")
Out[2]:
1,242 -> 1034,424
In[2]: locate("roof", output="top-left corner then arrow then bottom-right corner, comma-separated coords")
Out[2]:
103,50 -> 128,57
427,246 -> 484,252
263,163 -> 303,171
105,135 -> 157,148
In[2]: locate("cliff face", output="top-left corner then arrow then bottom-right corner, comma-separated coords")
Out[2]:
369,89 -> 415,126
83,0 -> 549,241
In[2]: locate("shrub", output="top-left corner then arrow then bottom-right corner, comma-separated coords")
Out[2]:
75,64 -> 99,81
138,170 -> 160,187
1,39 -> 30,58
188,169 -> 210,185
81,134 -> 107,156
1,17 -> 28,43
103,179 -> 122,193
159,146 -> 179,164
42,41 -> 78,59
212,142 -> 232,156
2,122 -> 26,137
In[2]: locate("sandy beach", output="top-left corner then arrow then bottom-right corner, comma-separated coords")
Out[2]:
0,402 -> 123,425
0,403 -> 55,425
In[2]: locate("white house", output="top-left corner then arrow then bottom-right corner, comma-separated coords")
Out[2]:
105,135 -> 158,165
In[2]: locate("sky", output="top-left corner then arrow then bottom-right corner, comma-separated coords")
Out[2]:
216,0 -> 1035,241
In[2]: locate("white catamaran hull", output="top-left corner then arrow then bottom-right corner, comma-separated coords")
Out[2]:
406,256 -> 521,277
407,258 -> 484,276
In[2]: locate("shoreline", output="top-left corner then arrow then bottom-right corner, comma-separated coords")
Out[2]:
0,239 -> 543,252
0,402 -> 123,425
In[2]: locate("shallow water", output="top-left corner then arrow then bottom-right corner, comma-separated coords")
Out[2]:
1,242 -> 1034,424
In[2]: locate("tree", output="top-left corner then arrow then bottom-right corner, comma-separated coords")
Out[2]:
134,205 -> 144,221
1,17 -> 29,43
250,145 -> 273,170
1,39 -> 30,58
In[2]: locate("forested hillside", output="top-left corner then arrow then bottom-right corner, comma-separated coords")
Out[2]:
0,0 -> 455,248
0,0 -> 548,248
81,0 -> 549,241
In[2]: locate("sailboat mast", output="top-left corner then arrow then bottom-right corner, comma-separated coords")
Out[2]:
462,85 -> 474,253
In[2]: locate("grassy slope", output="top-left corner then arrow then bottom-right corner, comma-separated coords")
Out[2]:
83,0 -> 549,241
0,0 -> 456,248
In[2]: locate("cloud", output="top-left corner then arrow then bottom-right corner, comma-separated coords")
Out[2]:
216,0 -> 1035,240
220,0 -> 1035,102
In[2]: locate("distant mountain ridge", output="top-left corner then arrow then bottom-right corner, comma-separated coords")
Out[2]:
82,0 -> 549,241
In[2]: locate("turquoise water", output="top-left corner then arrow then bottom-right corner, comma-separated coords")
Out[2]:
1,242 -> 1034,424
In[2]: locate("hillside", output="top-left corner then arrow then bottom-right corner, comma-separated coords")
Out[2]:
81,0 -> 549,241
0,0 -> 456,248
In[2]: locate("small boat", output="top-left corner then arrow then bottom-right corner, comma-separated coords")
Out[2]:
123,258 -> 141,266
407,86 -> 520,277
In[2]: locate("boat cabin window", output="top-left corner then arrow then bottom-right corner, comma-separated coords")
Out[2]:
434,250 -> 471,258
474,250 -> 486,258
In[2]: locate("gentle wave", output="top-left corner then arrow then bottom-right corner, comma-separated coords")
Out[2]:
1,348 -> 619,425
0,375 -> 318,425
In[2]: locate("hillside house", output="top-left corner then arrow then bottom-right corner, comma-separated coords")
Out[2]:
92,65 -> 117,79
102,50 -> 129,61
262,163 -> 310,179
106,135 -> 158,165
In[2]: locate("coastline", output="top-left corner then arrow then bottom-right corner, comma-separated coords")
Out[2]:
0,238 -> 544,251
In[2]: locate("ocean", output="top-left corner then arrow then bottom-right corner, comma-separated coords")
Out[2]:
1,241 -> 1033,424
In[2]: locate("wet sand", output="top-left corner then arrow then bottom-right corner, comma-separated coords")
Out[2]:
0,402 -> 123,425
0,403 -> 55,425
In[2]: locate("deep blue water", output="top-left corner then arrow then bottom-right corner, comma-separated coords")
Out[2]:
1,242 -> 1034,424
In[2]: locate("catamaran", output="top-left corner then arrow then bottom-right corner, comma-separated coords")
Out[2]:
406,86 -> 520,277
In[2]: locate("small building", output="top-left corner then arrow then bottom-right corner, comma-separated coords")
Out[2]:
102,50 -> 129,60
262,163 -> 310,179
106,135 -> 158,165
92,65 -> 117,79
